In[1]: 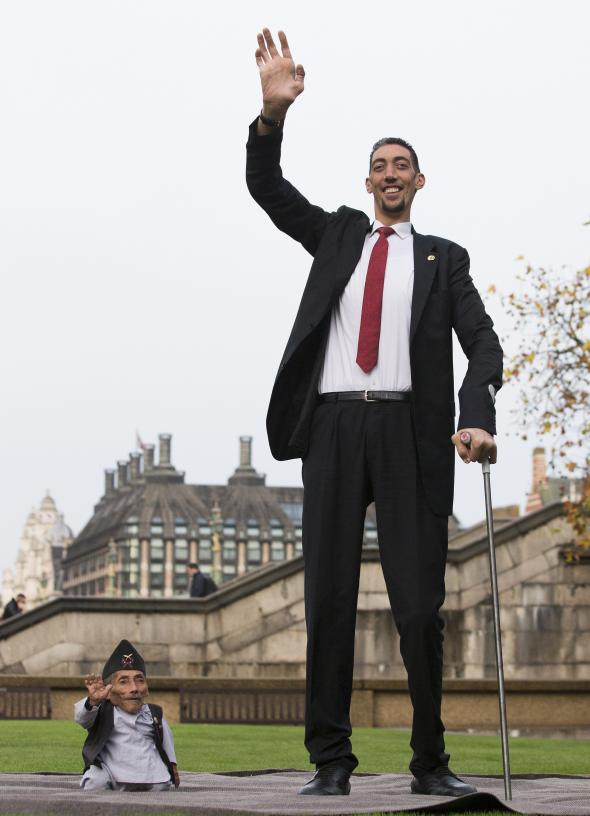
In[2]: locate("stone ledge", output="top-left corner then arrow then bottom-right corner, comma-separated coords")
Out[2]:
1,675 -> 588,693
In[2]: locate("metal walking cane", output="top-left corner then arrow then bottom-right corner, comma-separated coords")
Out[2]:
460,392 -> 512,800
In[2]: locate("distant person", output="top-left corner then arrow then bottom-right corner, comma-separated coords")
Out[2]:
1,593 -> 26,620
74,639 -> 179,790
186,562 -> 218,597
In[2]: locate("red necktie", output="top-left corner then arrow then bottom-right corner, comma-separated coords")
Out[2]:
356,226 -> 395,373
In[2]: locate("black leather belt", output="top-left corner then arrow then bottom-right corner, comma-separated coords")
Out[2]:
318,390 -> 411,403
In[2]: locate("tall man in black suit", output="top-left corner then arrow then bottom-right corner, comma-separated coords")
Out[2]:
246,29 -> 503,798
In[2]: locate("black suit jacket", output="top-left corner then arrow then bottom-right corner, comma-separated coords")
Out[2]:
246,121 -> 503,516
82,700 -> 174,780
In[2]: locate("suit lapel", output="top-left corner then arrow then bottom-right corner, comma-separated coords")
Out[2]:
332,217 -> 371,304
410,232 -> 438,343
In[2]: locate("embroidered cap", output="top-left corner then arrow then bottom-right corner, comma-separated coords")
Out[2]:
102,639 -> 146,680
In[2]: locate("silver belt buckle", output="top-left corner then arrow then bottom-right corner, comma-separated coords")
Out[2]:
364,390 -> 378,402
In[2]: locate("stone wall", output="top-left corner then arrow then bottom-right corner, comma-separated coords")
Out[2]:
0,503 -> 588,682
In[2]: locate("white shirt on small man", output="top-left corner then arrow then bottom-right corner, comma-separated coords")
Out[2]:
74,697 -> 176,788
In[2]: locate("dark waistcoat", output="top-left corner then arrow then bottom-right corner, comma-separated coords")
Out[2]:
82,700 -> 173,779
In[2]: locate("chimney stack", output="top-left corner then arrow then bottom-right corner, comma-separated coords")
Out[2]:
104,469 -> 115,495
532,447 -> 547,491
239,436 -> 253,468
159,433 -> 172,467
525,447 -> 547,514
129,452 -> 141,482
117,460 -> 129,488
144,444 -> 155,472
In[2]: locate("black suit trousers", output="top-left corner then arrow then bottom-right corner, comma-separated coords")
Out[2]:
301,399 -> 450,776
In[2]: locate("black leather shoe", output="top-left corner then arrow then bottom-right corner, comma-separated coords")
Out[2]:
411,771 -> 477,797
298,764 -> 351,795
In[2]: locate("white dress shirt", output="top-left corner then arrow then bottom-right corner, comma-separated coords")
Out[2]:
75,698 -> 176,785
319,220 -> 414,393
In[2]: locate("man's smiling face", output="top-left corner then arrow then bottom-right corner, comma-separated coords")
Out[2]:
365,144 -> 425,225
108,670 -> 148,714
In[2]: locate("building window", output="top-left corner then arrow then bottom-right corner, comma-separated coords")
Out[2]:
199,540 -> 212,563
223,564 -> 236,577
223,541 -> 237,563
175,539 -> 188,561
151,538 -> 164,560
247,526 -> 260,538
271,541 -> 285,561
127,516 -> 139,535
364,522 -> 378,547
199,525 -> 211,536
295,540 -> 303,555
223,526 -> 236,537
151,516 -> 163,536
271,528 -> 284,539
175,516 -> 187,535
279,502 -> 303,524
247,541 -> 261,564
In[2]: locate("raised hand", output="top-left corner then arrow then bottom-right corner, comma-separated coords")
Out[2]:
84,673 -> 113,706
255,29 -> 305,120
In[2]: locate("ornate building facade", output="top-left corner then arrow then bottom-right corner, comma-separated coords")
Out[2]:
2,493 -> 73,609
62,434 -> 460,599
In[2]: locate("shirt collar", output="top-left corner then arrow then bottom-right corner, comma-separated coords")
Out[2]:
114,703 -> 149,723
370,220 -> 412,239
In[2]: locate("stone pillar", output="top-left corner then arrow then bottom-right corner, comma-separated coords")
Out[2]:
286,541 -> 294,560
140,539 -> 150,597
262,542 -> 270,564
117,460 -> 128,488
144,444 -> 155,472
237,541 -> 247,576
104,470 -> 115,496
129,453 -> 141,482
189,540 -> 198,563
164,540 -> 174,597
159,434 -> 172,467
239,436 -> 252,467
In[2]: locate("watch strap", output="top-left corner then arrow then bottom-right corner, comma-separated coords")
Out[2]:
259,110 -> 284,129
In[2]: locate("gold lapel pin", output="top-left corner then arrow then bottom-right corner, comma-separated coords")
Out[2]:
427,255 -> 436,261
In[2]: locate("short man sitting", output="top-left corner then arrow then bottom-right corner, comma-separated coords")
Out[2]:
74,639 -> 179,791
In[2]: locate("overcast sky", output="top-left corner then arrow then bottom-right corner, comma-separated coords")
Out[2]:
1,0 -> 588,578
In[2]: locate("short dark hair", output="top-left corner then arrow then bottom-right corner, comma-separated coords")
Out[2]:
16,593 -> 26,600
188,562 -> 199,570
369,137 -> 420,173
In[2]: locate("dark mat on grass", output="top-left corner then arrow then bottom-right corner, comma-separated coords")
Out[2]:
0,770 -> 589,815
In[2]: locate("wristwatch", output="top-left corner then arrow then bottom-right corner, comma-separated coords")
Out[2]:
259,110 -> 284,129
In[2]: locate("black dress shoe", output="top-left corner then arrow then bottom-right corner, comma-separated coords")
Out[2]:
411,771 -> 477,797
298,764 -> 351,795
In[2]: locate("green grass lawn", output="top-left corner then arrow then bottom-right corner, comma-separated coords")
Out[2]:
0,720 -> 587,776
1,721 -> 587,816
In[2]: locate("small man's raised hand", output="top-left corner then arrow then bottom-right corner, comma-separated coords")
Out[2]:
84,673 -> 112,706
255,28 -> 305,120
